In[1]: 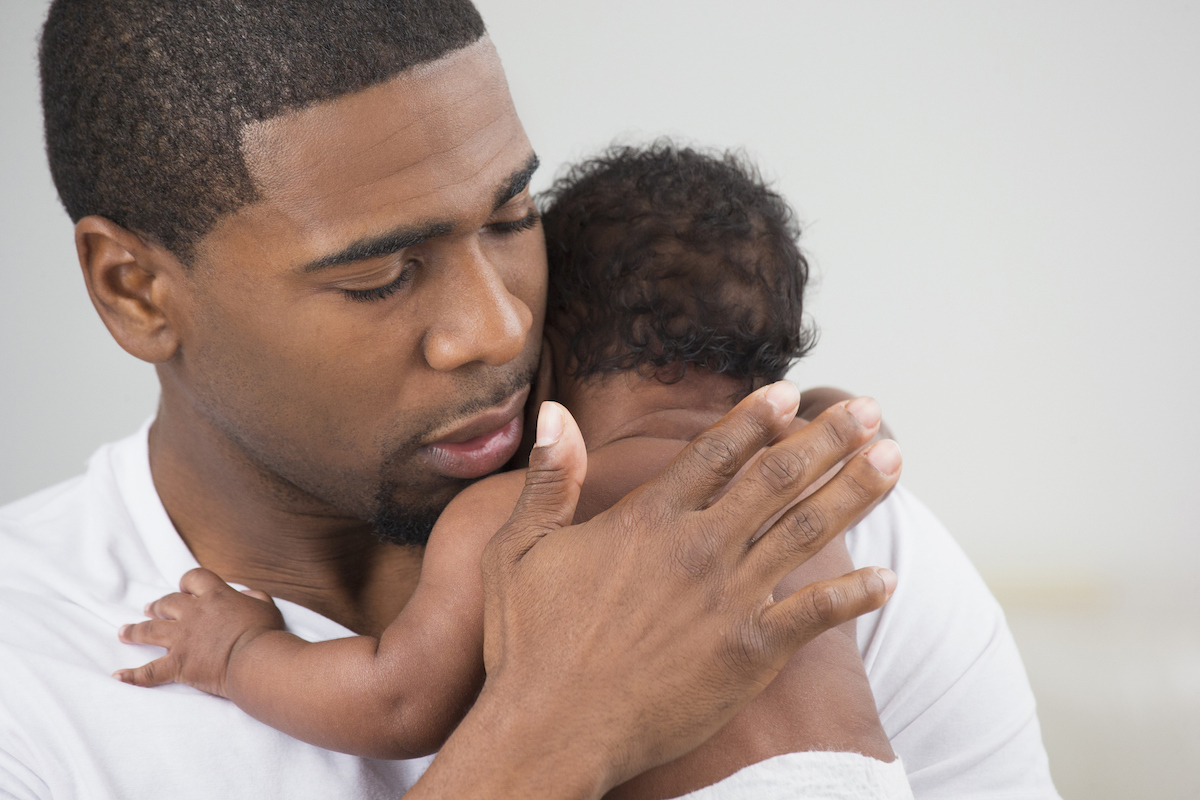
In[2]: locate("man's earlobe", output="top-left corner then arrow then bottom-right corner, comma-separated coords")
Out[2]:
75,216 -> 182,364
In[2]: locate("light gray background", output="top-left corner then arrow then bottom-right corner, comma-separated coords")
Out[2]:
2,1 -> 1198,796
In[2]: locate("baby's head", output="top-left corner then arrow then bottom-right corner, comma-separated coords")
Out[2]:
539,142 -> 816,398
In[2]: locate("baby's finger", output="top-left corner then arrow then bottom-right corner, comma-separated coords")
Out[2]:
179,567 -> 231,597
112,655 -> 180,688
144,592 -> 193,621
118,619 -> 176,648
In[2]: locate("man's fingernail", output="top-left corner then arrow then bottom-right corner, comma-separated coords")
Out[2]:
765,381 -> 800,415
876,568 -> 898,596
536,402 -> 564,447
866,439 -> 901,475
118,624 -> 131,642
847,396 -> 881,429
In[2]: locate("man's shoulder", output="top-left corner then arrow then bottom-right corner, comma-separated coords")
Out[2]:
0,474 -> 87,534
0,471 -> 128,682
846,483 -> 1006,666
846,486 -> 1058,798
1,428 -> 146,566
0,430 -> 160,628
0,475 -> 91,586
845,484 -> 986,582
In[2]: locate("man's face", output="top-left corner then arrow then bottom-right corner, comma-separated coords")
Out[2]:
166,39 -> 545,543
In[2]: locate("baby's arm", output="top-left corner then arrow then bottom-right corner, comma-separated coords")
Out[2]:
115,472 -> 526,759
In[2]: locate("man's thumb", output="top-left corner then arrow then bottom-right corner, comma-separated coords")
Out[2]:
494,402 -> 588,562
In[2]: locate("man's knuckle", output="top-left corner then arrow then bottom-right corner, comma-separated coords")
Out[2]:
480,537 -> 503,569
666,512 -> 734,592
517,495 -> 567,524
610,503 -> 639,535
730,624 -> 771,668
837,471 -> 875,508
671,537 -> 714,580
820,413 -> 855,451
756,449 -> 808,493
804,585 -> 841,627
781,505 -> 826,551
691,431 -> 740,475
613,499 -> 667,538
523,466 -> 571,489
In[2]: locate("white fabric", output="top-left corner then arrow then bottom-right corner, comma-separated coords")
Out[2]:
846,489 -> 1058,798
676,753 -> 913,800
0,424 -> 1058,799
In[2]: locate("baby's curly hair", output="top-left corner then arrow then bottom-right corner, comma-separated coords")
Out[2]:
539,142 -> 817,394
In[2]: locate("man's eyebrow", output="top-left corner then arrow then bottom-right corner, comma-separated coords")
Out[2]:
300,221 -> 455,273
299,153 -> 539,274
493,153 -> 540,212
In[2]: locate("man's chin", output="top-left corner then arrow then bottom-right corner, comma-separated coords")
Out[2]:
369,502 -> 445,548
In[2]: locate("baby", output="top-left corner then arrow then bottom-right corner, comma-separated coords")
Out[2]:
117,143 -> 895,798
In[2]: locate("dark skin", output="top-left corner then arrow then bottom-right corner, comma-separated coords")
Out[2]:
473,373 -> 898,800
83,36 -> 902,798
415,390 -> 902,798
80,39 -> 545,638
117,366 -> 894,785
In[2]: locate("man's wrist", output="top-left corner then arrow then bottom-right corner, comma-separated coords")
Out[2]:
413,679 -> 615,800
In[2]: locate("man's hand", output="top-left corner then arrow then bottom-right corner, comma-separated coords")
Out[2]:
113,568 -> 285,698
414,381 -> 901,799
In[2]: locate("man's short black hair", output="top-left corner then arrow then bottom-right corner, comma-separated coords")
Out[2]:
39,0 -> 486,261
539,142 -> 817,393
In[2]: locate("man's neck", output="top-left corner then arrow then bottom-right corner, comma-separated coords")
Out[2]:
147,388 -> 422,638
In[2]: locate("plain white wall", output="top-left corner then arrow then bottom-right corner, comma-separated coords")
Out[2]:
1,0 -> 162,503
3,1 -> 1199,795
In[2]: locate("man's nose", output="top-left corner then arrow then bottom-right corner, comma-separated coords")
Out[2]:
422,243 -> 533,371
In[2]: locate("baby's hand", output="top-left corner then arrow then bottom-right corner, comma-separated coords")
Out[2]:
113,567 -> 285,698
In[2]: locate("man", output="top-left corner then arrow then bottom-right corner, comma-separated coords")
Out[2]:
1,1 -> 1057,797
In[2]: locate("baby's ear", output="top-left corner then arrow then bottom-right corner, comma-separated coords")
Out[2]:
796,386 -> 855,421
797,386 -> 895,443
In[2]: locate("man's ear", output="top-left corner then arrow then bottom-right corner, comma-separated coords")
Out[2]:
75,216 -> 182,364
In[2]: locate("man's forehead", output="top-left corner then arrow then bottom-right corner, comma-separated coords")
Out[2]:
235,37 -> 524,241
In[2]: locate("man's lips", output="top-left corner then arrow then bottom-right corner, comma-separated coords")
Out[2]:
420,386 -> 530,480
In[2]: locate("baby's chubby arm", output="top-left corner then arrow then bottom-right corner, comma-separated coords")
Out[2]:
115,472 -> 527,759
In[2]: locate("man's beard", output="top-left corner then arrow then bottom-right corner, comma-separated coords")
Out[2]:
369,498 -> 446,547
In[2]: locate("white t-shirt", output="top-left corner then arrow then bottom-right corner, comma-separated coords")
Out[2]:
0,425 -> 1058,799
